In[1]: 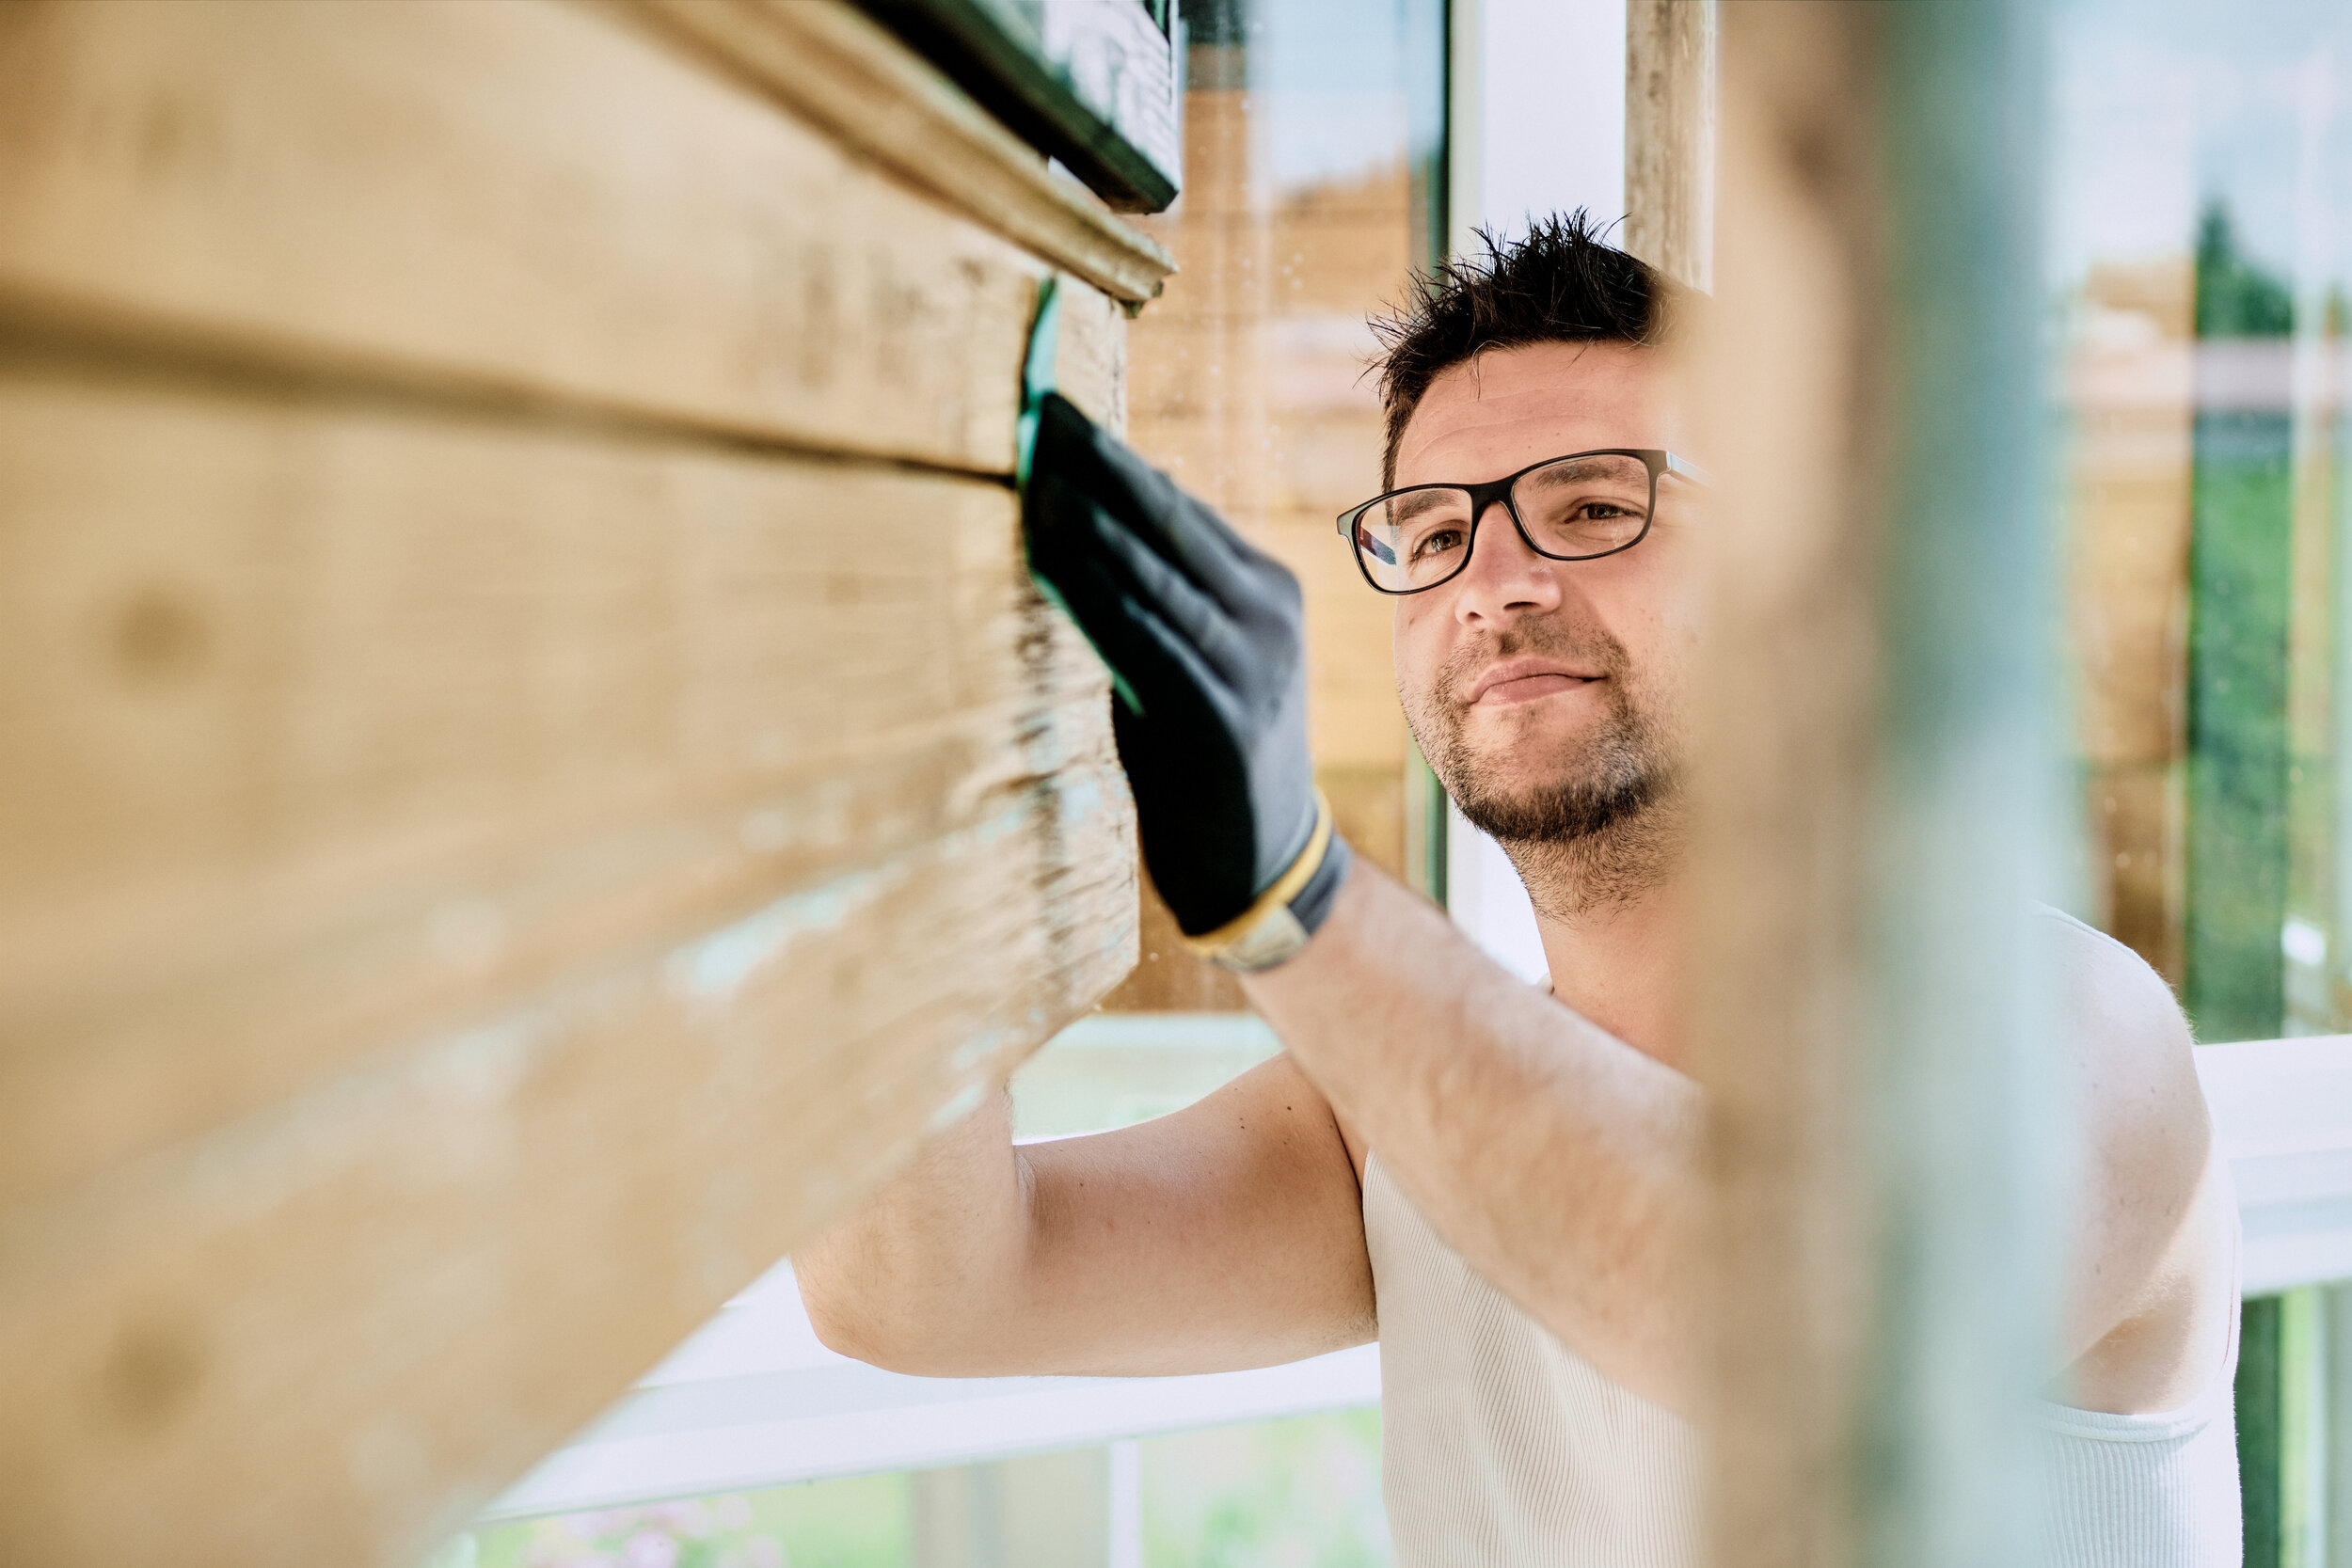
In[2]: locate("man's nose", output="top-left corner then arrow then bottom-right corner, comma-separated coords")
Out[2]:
1450,500 -> 1565,626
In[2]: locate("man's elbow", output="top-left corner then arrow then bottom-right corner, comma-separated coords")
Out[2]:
793,1255 -> 927,1370
795,1258 -> 992,1374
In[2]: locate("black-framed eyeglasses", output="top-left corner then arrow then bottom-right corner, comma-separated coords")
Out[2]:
1335,449 -> 1712,595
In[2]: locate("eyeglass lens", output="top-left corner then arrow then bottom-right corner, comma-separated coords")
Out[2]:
1348,453 -> 1656,593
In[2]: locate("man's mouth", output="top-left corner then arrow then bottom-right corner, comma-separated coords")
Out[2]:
1466,658 -> 1605,707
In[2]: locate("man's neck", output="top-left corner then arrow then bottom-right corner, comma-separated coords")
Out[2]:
1506,838 -> 1689,1070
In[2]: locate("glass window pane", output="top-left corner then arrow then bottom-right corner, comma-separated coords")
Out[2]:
2052,6 -> 2352,1560
1093,0 -> 1447,1013
2054,0 -> 2352,1043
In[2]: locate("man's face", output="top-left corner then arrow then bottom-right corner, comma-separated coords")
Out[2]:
1391,340 -> 1703,848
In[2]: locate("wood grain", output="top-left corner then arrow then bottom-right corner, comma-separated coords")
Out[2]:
0,4 -> 1153,1559
1686,8 -> 1886,1565
1624,0 -> 1718,293
0,368 -> 1136,1565
0,363 -> 1132,1202
0,811 -> 1132,1567
0,0 -> 1148,476
627,0 -> 1174,305
1694,5 -> 2058,1560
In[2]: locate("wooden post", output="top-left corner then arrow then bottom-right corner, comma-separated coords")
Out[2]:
1623,0 -> 1716,292
1688,9 -> 1887,1557
1692,4 -> 2058,1563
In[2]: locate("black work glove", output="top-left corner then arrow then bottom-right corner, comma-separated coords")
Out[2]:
1023,392 -> 1352,971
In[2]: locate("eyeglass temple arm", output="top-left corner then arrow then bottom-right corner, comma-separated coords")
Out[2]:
1664,451 -> 1713,487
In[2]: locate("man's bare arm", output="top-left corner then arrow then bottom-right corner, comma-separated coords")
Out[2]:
794,1053 -> 1375,1378
1244,863 -> 1708,1411
1245,871 -> 2238,1419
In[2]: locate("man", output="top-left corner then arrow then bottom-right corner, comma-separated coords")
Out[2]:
796,216 -> 2242,1564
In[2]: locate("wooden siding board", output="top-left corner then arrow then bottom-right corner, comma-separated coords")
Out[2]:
0,0 -> 1137,476
623,0 -> 1174,305
0,370 -> 1133,1210
0,3 -> 1148,1560
0,812 -> 1131,1566
0,380 -> 1136,1562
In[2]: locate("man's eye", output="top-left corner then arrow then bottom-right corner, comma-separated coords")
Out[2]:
1410,527 -> 1465,562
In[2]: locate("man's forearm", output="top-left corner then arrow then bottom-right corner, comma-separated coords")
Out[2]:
792,1086 -> 1035,1374
1242,863 -> 1707,1410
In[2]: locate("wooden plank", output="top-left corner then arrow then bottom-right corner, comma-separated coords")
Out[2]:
724,0 -> 1180,215
628,0 -> 1174,299
0,364 -> 1136,1565
1624,0 -> 1718,292
1694,4 -> 2058,1564
1687,10 -> 1887,1561
0,366 -> 1135,1212
0,7 -> 1152,1560
0,0 -> 1147,475
0,828 -> 1132,1565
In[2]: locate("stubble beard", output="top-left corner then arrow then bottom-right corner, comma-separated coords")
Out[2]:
1405,623 -> 1686,919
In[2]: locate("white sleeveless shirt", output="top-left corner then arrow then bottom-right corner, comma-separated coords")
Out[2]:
2026,1217 -> 2245,1566
1362,1151 -> 2244,1566
1362,1153 -> 1701,1567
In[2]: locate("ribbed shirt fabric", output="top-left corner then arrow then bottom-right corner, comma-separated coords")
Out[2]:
1363,1152 -> 1701,1568
2026,906 -> 2247,1568
1364,1152 -> 2245,1568
2027,1227 -> 2245,1568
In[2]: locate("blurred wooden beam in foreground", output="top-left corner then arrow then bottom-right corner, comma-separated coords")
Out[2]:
0,2 -> 1158,1562
1692,4 -> 2058,1564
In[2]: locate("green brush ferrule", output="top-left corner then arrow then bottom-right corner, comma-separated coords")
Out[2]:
1013,274 -> 1063,494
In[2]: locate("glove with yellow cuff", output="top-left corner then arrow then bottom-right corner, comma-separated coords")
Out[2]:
1022,391 -> 1352,973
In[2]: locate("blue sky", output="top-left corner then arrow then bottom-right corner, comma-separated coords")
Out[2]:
1238,0 -> 1439,192
2049,0 -> 2350,294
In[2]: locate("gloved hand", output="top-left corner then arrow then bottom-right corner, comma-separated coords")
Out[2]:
1022,391 -> 1352,972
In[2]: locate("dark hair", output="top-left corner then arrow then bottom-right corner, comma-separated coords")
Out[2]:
1371,211 -> 1691,486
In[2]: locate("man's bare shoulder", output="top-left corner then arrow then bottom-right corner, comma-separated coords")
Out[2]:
2037,906 -> 2233,1412
2039,905 -> 2208,1224
2039,905 -> 2200,1101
